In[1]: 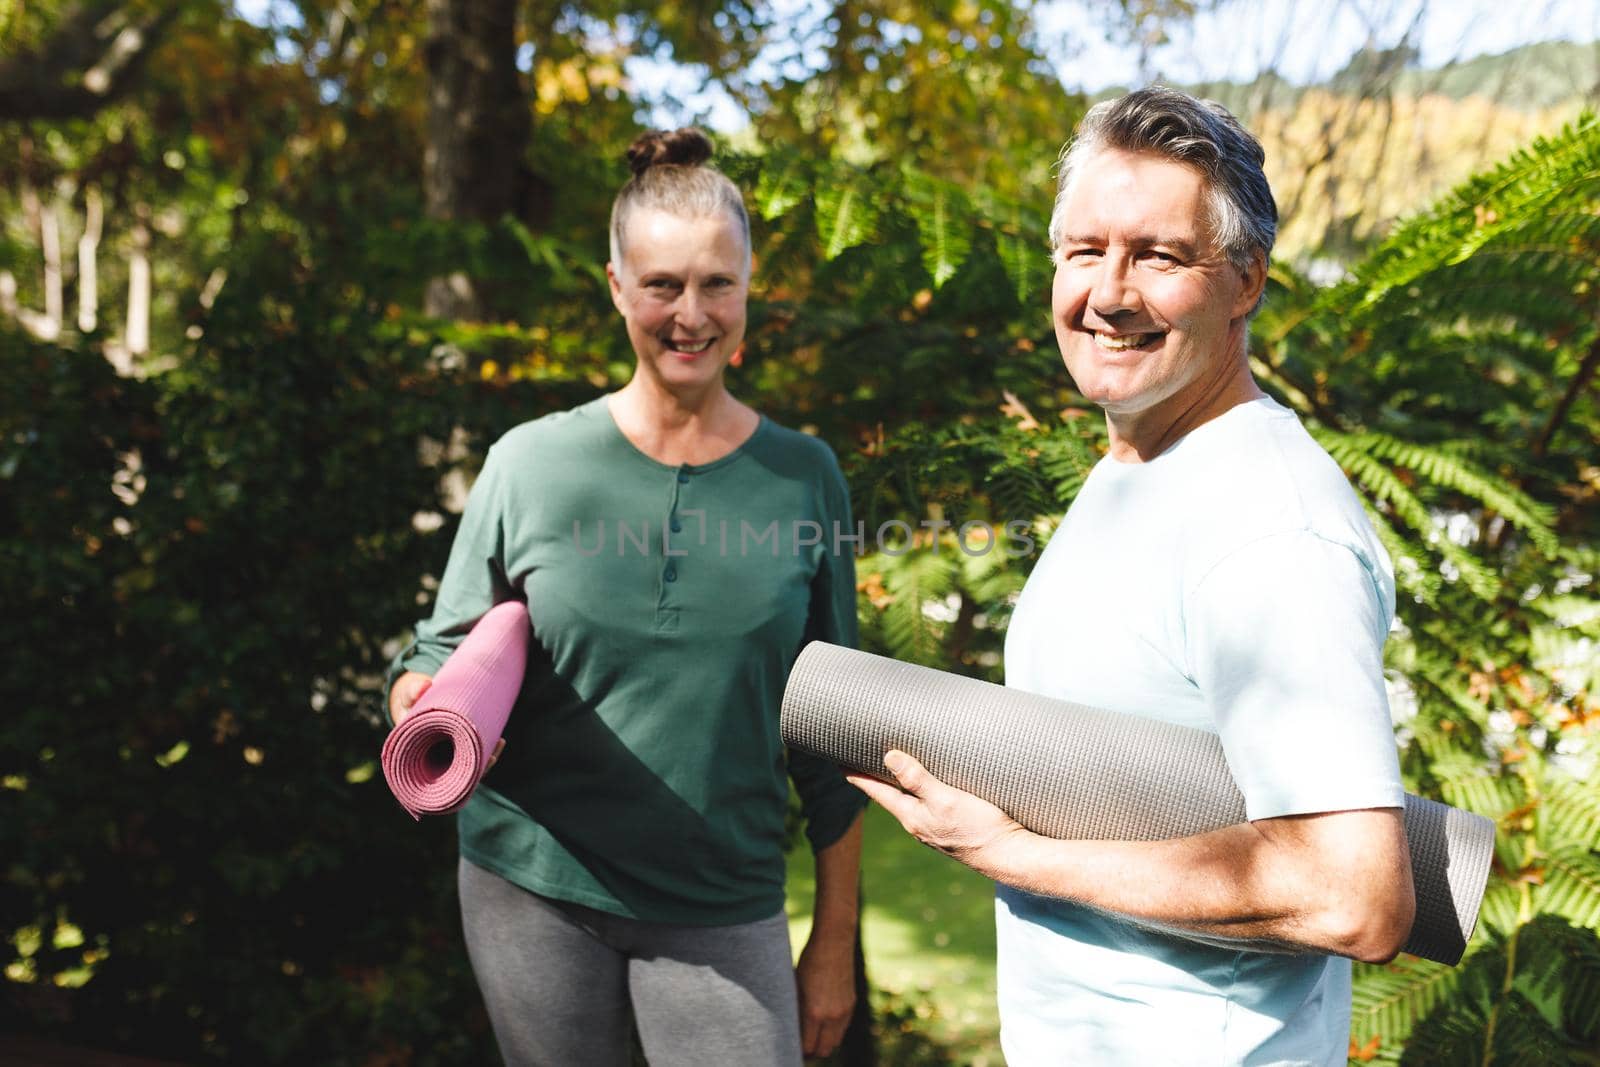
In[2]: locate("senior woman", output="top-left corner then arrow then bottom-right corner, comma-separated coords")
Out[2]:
387,128 -> 866,1066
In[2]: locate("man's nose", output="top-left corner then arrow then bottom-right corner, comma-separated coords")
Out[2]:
1088,257 -> 1140,319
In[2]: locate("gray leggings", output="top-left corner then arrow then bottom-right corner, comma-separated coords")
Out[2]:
458,858 -> 803,1067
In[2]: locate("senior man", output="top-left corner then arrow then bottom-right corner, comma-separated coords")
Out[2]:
851,87 -> 1415,1066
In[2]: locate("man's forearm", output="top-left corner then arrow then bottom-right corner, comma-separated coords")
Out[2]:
977,809 -> 1414,962
851,754 -> 1414,964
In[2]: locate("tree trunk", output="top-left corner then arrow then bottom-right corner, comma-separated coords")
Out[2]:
422,0 -> 529,321
79,185 -> 103,333
0,2 -> 178,122
41,195 -> 64,333
115,209 -> 151,373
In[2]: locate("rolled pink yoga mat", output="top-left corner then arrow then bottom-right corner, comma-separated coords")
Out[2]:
382,601 -> 530,820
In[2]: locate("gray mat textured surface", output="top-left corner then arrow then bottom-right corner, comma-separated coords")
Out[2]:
781,642 -> 1493,966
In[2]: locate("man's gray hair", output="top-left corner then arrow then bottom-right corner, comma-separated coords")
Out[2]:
1049,87 -> 1278,282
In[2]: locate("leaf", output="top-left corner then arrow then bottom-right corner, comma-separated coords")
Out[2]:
814,169 -> 879,260
873,546 -> 960,666
1538,849 -> 1600,930
902,167 -> 973,289
1539,779 -> 1600,852
755,154 -> 810,221
1350,955 -> 1460,1051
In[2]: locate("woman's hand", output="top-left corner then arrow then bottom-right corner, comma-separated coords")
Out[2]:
387,670 -> 505,768
796,929 -> 855,1059
797,811 -> 863,1059
387,671 -> 433,726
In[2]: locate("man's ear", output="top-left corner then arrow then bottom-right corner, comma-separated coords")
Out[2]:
1232,253 -> 1268,319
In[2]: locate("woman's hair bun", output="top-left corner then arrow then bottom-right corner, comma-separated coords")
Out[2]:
625,127 -> 714,177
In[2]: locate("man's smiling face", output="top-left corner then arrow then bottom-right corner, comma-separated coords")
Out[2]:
1051,148 -> 1260,423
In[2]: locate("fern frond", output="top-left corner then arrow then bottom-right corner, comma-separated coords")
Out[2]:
814,169 -> 880,260
1539,780 -> 1600,852
1537,849 -> 1600,931
902,167 -> 974,289
1348,433 -> 1559,557
1358,499 -> 1443,607
1515,915 -> 1600,1043
1350,955 -> 1459,1052
1340,112 -> 1600,316
1435,766 -> 1523,822
1475,879 -> 1524,938
755,153 -> 811,221
1316,430 -> 1501,601
981,194 -> 1048,304
871,546 -> 960,666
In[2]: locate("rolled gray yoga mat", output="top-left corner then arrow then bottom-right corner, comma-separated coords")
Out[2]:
781,642 -> 1493,966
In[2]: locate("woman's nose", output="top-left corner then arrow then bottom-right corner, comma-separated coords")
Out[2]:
674,288 -> 708,330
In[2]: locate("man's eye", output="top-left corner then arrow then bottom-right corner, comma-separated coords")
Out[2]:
1141,251 -> 1179,266
1065,247 -> 1100,262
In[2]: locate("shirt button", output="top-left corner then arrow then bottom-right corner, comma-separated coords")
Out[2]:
664,567 -> 678,582
677,471 -> 690,484
670,518 -> 683,532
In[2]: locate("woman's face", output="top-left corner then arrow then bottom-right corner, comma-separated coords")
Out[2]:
607,206 -> 750,393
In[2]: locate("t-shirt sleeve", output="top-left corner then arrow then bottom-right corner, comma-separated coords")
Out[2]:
788,449 -> 868,852
1187,531 -> 1405,821
384,444 -> 515,702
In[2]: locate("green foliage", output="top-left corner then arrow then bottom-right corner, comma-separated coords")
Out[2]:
901,167 -> 974,288
1369,916 -> 1600,1066
1250,113 -> 1600,1066
816,166 -> 882,260
2,3 -> 1599,1062
0,229 -> 530,1061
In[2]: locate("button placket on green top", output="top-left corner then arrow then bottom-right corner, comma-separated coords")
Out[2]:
657,467 -> 687,629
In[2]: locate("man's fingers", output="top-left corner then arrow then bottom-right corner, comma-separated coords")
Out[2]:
487,738 -> 506,769
883,749 -> 929,794
845,772 -> 913,817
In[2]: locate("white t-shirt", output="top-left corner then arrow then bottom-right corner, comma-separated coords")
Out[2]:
999,396 -> 1405,1066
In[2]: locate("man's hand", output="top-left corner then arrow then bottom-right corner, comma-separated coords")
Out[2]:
847,751 -> 1028,874
795,926 -> 854,1059
388,671 -> 433,726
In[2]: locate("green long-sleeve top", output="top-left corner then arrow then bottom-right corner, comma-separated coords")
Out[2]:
392,397 -> 866,925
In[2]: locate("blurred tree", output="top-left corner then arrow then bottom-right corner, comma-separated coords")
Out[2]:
0,1 -> 180,121
422,0 -> 531,318
748,0 -> 1076,198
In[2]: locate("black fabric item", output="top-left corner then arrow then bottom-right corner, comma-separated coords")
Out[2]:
781,642 -> 1493,966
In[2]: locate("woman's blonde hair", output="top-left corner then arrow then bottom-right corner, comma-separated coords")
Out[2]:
608,127 -> 750,266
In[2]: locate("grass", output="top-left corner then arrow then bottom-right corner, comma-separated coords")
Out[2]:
786,804 -> 1003,1065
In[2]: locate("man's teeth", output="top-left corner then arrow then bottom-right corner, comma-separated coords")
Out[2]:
670,339 -> 714,353
1093,332 -> 1161,350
